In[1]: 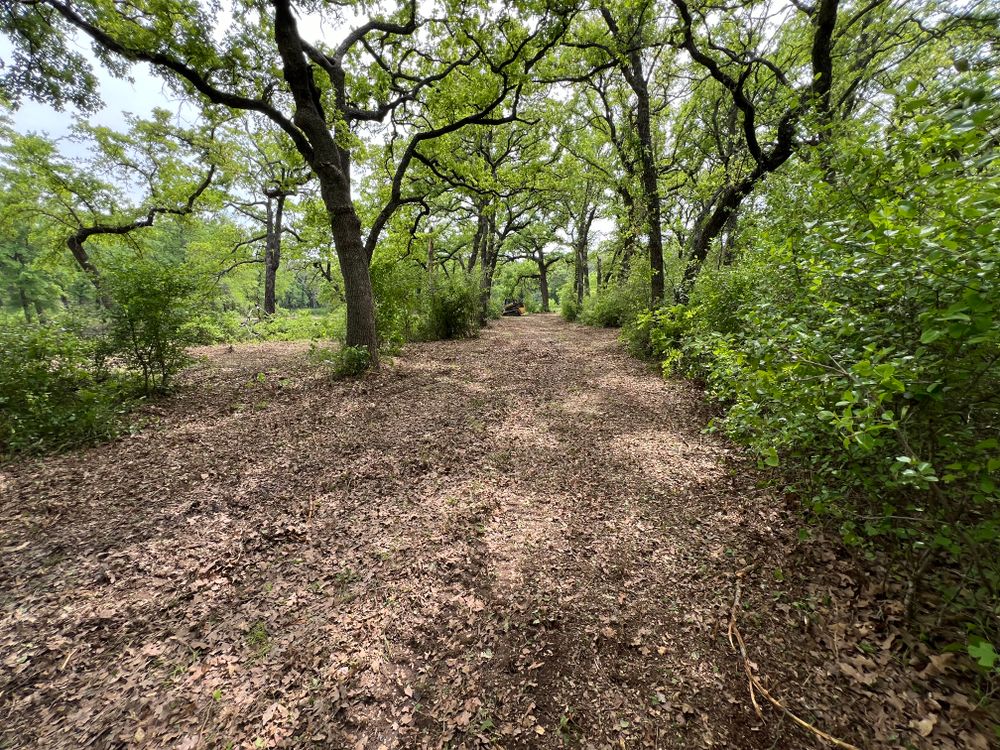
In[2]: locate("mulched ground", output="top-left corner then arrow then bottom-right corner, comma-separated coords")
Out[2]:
0,315 -> 993,749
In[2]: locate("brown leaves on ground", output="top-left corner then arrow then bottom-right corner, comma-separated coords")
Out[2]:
0,316 -> 992,749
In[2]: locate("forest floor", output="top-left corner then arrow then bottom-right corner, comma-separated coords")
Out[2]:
1,315 -> 991,750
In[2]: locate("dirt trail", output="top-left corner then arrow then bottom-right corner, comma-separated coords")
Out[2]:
0,316 -> 971,749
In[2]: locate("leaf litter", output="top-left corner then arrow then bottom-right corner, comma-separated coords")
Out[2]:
0,317 -> 993,749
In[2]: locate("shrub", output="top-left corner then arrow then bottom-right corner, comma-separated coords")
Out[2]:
648,76 -> 1000,659
418,272 -> 481,341
622,305 -> 690,364
370,252 -> 421,352
104,259 -> 207,393
0,325 -> 127,456
580,284 -> 635,327
559,283 -> 580,321
257,309 -> 343,342
308,343 -> 371,379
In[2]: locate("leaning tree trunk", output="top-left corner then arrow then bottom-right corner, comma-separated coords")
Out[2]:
273,0 -> 379,362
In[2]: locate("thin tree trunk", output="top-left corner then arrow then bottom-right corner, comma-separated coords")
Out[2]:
263,192 -> 285,315
537,249 -> 550,312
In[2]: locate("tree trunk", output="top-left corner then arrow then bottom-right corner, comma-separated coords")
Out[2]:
263,192 -> 285,315
634,75 -> 665,303
66,235 -> 112,308
478,213 -> 498,322
536,249 -> 550,313
678,177 -> 755,302
616,188 -> 639,282
574,204 -> 596,304
322,182 -> 379,358
272,0 -> 379,362
468,205 -> 487,273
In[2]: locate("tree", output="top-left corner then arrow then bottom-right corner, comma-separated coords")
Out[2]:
0,110 -> 219,305
2,0 -> 573,364
220,119 -> 310,315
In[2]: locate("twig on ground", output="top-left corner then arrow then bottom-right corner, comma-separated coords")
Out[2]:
728,578 -> 861,750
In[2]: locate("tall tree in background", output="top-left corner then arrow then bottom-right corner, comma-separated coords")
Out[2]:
0,110 -> 219,305
2,0 -> 572,362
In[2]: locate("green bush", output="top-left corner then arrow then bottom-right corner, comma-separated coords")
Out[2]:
648,76 -> 1000,655
418,272 -> 481,341
257,308 -> 343,342
370,252 -> 421,352
104,258 -> 208,393
0,325 -> 128,456
559,283 -> 579,321
580,284 -> 635,327
308,343 -> 371,379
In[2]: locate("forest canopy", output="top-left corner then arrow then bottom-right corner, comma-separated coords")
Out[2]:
2,0 -> 999,707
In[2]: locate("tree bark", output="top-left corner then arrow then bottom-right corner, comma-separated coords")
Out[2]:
478,212 -> 498,322
574,204 -> 596,304
634,77 -> 665,303
536,248 -> 551,312
601,7 -> 665,303
263,191 -> 285,315
18,288 -> 33,323
272,0 -> 379,361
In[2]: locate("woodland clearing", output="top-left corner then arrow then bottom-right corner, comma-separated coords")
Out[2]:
1,316 -> 990,749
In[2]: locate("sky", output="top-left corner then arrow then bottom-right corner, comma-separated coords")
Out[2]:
0,36 -> 170,143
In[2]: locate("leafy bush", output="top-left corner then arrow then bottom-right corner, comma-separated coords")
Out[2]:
256,309 -> 343,342
418,272 -> 481,341
647,76 -> 1000,655
580,284 -> 636,327
370,252 -> 421,352
559,283 -> 580,321
308,343 -> 371,379
104,258 -> 207,393
0,325 -> 127,456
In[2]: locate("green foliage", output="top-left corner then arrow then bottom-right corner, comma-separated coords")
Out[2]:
103,258 -> 207,393
577,257 -> 652,329
580,282 -> 644,328
418,272 -> 481,341
370,250 -> 422,352
255,309 -> 342,342
558,282 -> 579,321
308,343 -> 371,380
642,76 -> 1000,651
0,324 -> 127,456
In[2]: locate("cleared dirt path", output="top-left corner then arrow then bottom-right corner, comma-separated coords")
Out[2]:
0,316 -> 974,749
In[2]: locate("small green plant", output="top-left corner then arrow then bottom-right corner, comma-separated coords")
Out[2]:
245,621 -> 270,656
308,343 -> 371,378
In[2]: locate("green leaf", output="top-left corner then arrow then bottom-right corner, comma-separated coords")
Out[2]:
968,639 -> 998,669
